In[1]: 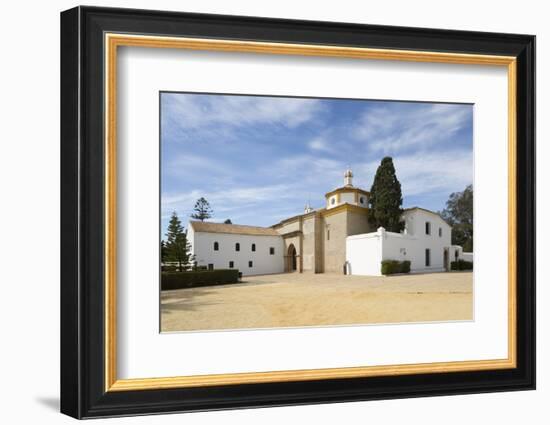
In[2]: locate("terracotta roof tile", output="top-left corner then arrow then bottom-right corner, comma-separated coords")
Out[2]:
189,221 -> 280,236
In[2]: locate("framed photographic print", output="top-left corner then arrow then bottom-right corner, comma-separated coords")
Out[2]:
60,6 -> 536,419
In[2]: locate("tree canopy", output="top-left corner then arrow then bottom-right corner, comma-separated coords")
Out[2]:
165,211 -> 194,271
190,197 -> 213,221
440,184 -> 473,251
223,219 -> 232,224
160,239 -> 168,264
368,157 -> 404,232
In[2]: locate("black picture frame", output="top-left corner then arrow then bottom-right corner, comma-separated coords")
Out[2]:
61,5 -> 535,419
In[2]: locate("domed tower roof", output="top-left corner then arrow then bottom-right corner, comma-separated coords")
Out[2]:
324,169 -> 370,210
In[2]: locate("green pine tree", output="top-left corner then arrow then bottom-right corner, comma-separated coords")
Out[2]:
368,157 -> 404,232
190,197 -> 213,221
160,239 -> 168,264
165,211 -> 194,272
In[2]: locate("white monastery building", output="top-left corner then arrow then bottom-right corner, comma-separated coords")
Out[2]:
187,222 -> 285,276
189,169 -> 469,276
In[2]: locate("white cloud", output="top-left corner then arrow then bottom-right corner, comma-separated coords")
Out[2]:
352,103 -> 472,154
308,137 -> 332,152
162,184 -> 297,219
160,97 -> 473,229
359,149 -> 473,200
163,93 -> 325,132
308,138 -> 324,151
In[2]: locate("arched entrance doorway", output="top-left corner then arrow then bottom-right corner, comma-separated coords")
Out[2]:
287,244 -> 297,272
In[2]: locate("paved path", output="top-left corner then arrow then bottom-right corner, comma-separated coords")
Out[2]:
161,272 -> 473,332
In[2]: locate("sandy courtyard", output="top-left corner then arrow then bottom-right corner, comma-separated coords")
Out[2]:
161,272 -> 473,332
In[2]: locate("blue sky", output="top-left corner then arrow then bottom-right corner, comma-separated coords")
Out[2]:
161,92 -> 473,237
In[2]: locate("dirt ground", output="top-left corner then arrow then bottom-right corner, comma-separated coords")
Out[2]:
161,272 -> 473,332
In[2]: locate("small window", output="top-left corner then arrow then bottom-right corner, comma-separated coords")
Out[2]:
425,249 -> 431,267
235,243 -> 240,251
327,230 -> 330,241
269,247 -> 275,255
438,227 -> 442,237
331,197 -> 336,205
425,221 -> 431,235
213,241 -> 219,251
208,263 -> 214,270
455,249 -> 459,261
251,243 -> 256,252
229,261 -> 234,268
248,261 -> 253,268
359,196 -> 365,204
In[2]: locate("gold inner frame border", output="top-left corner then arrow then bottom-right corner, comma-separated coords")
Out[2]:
104,33 -> 517,392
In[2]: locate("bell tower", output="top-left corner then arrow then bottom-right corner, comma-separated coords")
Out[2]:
325,168 -> 370,210
344,168 -> 353,187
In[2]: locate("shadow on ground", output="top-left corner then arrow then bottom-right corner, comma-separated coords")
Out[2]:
35,396 -> 59,411
161,288 -> 224,314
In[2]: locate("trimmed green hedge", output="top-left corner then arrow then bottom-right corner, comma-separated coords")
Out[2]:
161,265 -> 177,272
161,269 -> 240,290
381,260 -> 411,275
450,260 -> 473,271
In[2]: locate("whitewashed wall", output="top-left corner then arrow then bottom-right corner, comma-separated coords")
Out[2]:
403,209 -> 451,240
326,195 -> 338,209
463,252 -> 474,262
450,245 -> 463,262
340,192 -> 355,205
326,192 -> 368,210
346,209 -> 456,275
399,209 -> 452,272
346,232 -> 383,276
188,226 -> 284,276
381,230 -> 446,272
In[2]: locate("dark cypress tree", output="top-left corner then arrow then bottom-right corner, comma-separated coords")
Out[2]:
368,157 -> 404,232
165,211 -> 193,271
190,197 -> 213,221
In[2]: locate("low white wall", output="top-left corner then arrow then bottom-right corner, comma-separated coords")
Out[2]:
462,252 -> 474,262
450,245 -> 463,262
346,226 -> 456,276
346,233 -> 383,276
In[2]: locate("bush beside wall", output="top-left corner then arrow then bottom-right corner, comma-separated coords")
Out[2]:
161,265 -> 177,272
450,260 -> 473,271
381,260 -> 411,275
161,269 -> 240,290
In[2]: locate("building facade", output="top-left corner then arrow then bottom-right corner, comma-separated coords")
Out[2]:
267,168 -> 373,274
188,170 -> 469,276
188,221 -> 285,276
346,208 -> 464,276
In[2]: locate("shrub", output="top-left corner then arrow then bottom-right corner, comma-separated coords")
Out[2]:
381,260 -> 411,275
161,265 -> 177,272
381,260 -> 399,275
161,269 -> 239,290
450,260 -> 473,271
